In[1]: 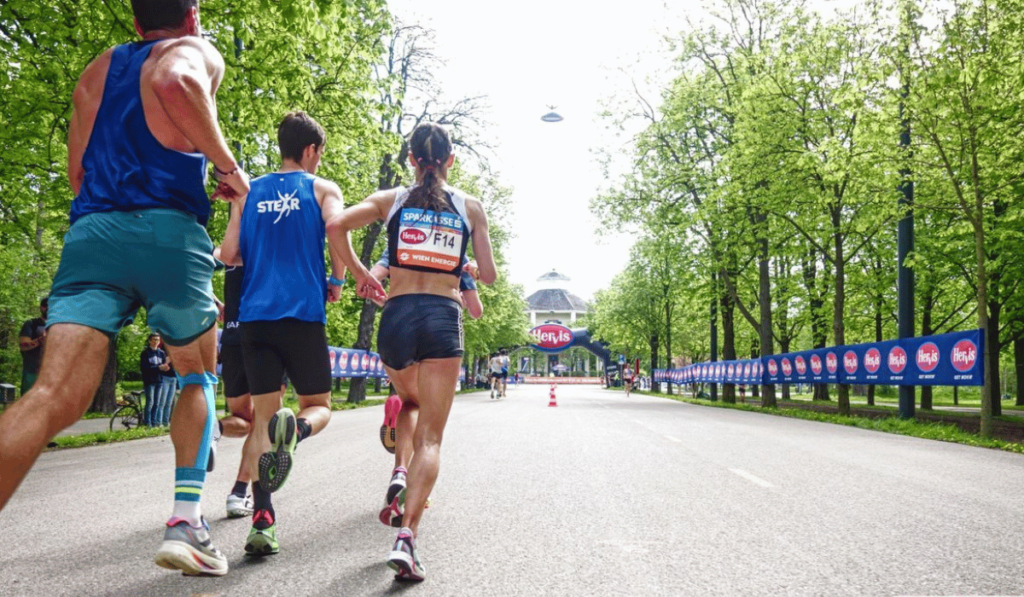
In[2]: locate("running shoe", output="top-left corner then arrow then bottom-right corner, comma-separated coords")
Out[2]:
258,408 -> 297,493
226,492 -> 254,518
380,394 -> 401,454
154,517 -> 228,576
244,509 -> 279,556
387,527 -> 425,581
379,469 -> 407,527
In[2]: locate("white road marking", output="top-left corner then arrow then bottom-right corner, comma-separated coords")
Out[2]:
664,435 -> 682,443
729,468 -> 774,488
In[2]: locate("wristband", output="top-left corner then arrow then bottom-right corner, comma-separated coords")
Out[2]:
214,164 -> 239,177
328,276 -> 345,287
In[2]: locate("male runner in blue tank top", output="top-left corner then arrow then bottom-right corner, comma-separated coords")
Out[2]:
220,111 -> 346,556
0,0 -> 248,577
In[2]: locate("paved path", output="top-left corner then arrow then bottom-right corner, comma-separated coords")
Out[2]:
4,384 -> 1024,596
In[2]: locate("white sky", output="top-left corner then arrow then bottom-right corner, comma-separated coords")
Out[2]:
386,0 -> 857,301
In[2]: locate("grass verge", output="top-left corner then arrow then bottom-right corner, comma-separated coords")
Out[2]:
652,392 -> 1024,455
51,396 -> 388,450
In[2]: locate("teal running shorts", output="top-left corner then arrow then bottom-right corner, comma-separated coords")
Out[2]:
48,209 -> 218,346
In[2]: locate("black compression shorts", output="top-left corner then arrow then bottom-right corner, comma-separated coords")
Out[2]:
240,319 -> 331,396
377,294 -> 463,370
220,344 -> 248,398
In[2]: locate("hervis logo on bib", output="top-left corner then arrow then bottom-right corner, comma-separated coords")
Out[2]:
400,229 -> 427,244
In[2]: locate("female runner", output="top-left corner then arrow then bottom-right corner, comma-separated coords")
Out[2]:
327,122 -> 496,581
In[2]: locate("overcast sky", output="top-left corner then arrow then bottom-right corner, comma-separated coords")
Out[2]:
386,0 -> 856,300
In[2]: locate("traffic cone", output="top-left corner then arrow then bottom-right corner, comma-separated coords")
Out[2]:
548,383 -> 557,407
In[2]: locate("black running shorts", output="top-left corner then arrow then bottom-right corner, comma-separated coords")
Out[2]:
240,319 -> 331,396
220,344 -> 249,398
377,294 -> 463,371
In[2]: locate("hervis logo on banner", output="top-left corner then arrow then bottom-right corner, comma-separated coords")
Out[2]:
951,339 -> 978,373
810,354 -> 823,375
864,348 -> 881,374
888,346 -> 908,374
529,324 -> 574,353
916,342 -> 940,373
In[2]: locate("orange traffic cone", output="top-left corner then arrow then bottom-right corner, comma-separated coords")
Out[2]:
548,383 -> 557,407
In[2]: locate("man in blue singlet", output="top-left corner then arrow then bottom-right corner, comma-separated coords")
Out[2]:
220,111 -> 346,556
0,0 -> 248,577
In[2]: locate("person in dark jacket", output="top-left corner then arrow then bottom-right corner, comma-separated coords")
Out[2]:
141,334 -> 169,426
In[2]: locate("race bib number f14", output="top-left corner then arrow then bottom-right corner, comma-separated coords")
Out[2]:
396,208 -> 464,271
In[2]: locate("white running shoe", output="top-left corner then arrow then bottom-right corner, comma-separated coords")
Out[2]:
226,493 -> 254,518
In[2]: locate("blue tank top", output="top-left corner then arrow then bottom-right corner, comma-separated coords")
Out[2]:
71,41 -> 210,225
239,171 -> 327,323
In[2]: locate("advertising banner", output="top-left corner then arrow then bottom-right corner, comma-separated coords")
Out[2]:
901,329 -> 983,386
330,347 -> 386,379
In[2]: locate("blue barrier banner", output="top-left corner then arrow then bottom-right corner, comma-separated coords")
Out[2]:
330,346 -> 386,379
651,329 -> 981,388
902,329 -> 983,386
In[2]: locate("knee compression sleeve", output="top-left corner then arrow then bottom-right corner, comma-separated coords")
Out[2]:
176,371 -> 218,470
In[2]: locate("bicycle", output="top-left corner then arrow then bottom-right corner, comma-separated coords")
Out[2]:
110,390 -> 144,432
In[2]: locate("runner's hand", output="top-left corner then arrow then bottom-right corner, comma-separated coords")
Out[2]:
211,165 -> 250,202
355,271 -> 387,306
463,260 -> 480,280
327,282 -> 342,303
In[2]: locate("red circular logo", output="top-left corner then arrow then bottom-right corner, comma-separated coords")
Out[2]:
810,354 -> 823,375
843,351 -> 859,375
400,228 -> 427,244
795,356 -> 807,375
864,348 -> 881,374
727,364 -> 735,378
916,342 -> 940,373
743,363 -> 751,377
339,351 -> 349,370
888,346 -> 907,374
767,359 -> 779,376
361,354 -> 370,370
951,339 -> 978,372
826,352 -> 838,374
781,358 -> 793,376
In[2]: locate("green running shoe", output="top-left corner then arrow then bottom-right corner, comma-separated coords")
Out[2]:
258,408 -> 297,493
244,510 -> 279,556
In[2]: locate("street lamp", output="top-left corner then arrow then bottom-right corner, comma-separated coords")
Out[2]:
541,105 -> 563,122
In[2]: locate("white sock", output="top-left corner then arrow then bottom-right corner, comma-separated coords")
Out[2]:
172,500 -> 202,527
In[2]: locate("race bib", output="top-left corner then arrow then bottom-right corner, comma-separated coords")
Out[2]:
396,208 -> 464,271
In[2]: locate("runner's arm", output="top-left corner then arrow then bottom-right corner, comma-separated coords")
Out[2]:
149,38 -> 248,199
219,199 -> 245,266
464,198 -> 497,284
67,50 -> 114,195
325,191 -> 393,302
316,179 -> 348,302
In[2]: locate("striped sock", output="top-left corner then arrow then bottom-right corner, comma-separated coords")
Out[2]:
172,467 -> 205,527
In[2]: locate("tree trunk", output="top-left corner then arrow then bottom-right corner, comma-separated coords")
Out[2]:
972,211 -> 992,437
88,337 -> 118,414
803,245 -> 829,402
920,280 -> 934,410
986,300 -> 1002,417
756,208 -> 776,408
720,278 -> 736,404
867,283 -> 884,407
347,221 -> 384,403
832,209 -> 850,416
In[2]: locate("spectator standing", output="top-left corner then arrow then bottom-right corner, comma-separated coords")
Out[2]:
140,334 -> 167,426
158,341 -> 177,426
18,297 -> 48,396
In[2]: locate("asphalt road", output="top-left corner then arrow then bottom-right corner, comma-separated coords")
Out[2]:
3,384 -> 1024,597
